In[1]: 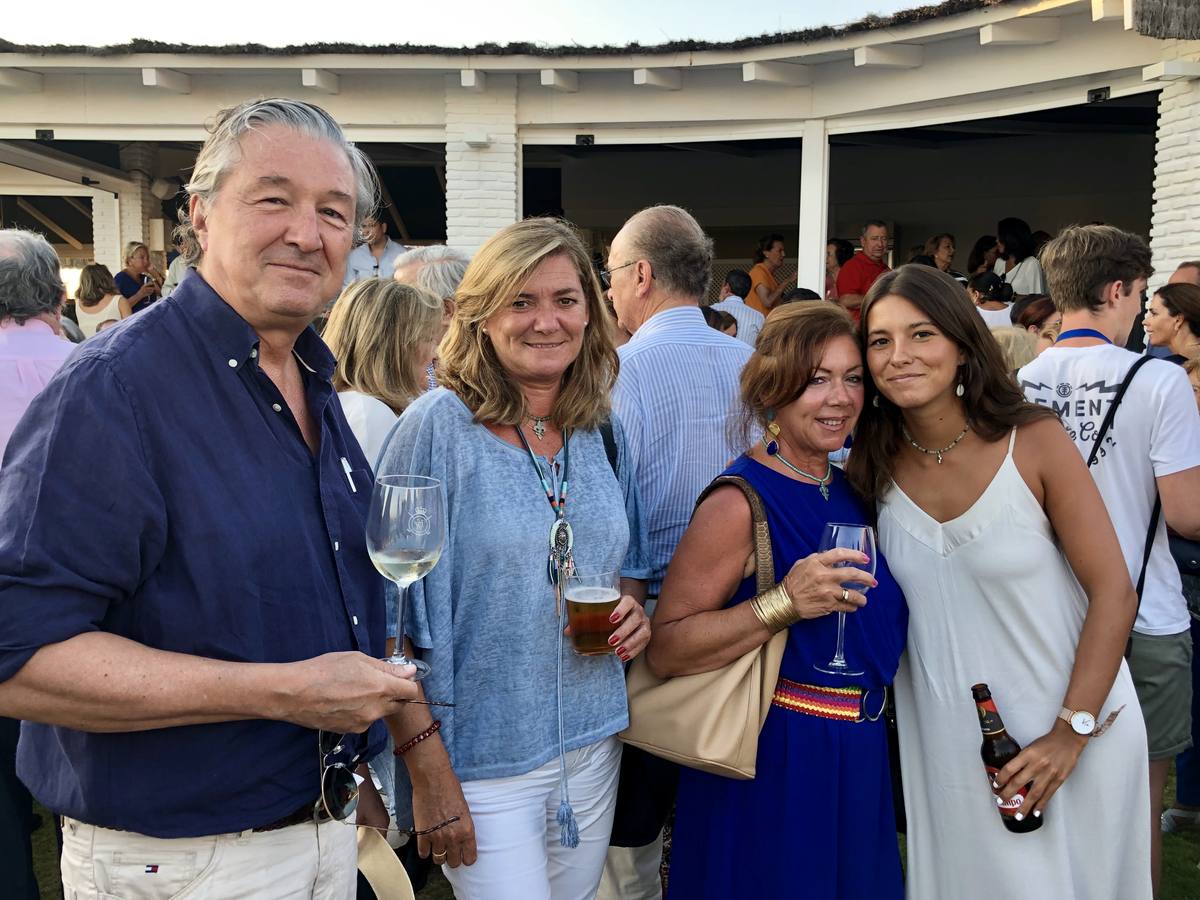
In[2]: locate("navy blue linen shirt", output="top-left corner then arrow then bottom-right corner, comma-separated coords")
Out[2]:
0,273 -> 387,838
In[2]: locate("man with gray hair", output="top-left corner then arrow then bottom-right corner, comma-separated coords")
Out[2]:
0,99 -> 420,898
0,226 -> 75,900
599,205 -> 752,900
394,244 -> 471,388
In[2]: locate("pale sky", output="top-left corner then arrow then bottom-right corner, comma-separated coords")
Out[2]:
3,0 -> 918,48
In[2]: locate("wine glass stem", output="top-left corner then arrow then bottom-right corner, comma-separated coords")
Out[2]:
832,611 -> 848,665
393,582 -> 409,660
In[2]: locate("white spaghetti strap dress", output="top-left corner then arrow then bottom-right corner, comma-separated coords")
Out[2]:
878,429 -> 1150,900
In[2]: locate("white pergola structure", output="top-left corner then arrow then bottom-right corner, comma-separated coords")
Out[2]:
0,0 -> 1196,287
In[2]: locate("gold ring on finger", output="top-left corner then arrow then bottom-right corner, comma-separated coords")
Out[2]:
432,851 -> 448,863
841,588 -> 849,603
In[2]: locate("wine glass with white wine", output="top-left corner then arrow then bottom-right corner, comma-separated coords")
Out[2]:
365,475 -> 445,681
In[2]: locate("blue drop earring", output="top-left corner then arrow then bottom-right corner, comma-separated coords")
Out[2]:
763,410 -> 781,456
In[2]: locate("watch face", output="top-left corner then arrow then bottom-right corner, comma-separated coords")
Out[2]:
1071,711 -> 1096,735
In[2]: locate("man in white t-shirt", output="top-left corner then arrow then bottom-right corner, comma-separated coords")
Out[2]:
709,268 -> 764,346
1020,224 -> 1200,896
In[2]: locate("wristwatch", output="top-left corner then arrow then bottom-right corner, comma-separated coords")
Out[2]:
1058,707 -> 1097,736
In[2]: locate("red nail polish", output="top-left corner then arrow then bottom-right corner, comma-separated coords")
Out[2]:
608,634 -> 619,645
609,612 -> 621,624
617,648 -> 629,660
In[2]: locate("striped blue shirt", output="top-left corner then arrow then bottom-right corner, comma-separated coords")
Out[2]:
613,306 -> 753,593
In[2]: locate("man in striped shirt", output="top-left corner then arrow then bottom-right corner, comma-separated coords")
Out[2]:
599,205 -> 753,900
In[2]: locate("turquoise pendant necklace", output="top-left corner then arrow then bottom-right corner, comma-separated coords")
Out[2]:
762,435 -> 832,500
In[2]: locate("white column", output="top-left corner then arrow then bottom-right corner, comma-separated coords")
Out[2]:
1148,41 -> 1200,290
91,193 -> 121,271
444,74 -> 520,252
797,119 -> 830,295
116,142 -> 159,255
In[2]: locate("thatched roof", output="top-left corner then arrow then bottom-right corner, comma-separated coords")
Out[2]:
0,0 -> 1019,57
1134,0 -> 1200,39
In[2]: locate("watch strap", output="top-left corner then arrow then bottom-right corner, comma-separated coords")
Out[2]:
1091,705 -> 1125,737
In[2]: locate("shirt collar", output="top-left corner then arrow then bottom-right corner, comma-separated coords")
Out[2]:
628,306 -> 707,345
174,270 -> 336,380
0,317 -> 57,336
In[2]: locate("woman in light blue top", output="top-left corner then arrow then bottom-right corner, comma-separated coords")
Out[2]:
377,218 -> 651,900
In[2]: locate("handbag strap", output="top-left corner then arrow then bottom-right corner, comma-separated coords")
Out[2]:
694,475 -> 776,593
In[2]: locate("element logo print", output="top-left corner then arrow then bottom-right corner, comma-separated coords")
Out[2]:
408,506 -> 431,537
1056,383 -> 1072,398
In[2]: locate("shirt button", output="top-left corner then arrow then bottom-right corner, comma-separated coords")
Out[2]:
334,541 -> 340,551
352,615 -> 359,626
272,403 -> 282,412
250,348 -> 258,358
227,359 -> 238,368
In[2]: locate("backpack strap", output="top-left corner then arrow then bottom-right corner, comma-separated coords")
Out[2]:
1086,354 -> 1157,468
599,417 -> 619,478
1083,354 -> 1161,656
694,475 -> 776,593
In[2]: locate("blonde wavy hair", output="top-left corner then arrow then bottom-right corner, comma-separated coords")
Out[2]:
438,218 -> 617,429
323,279 -> 442,414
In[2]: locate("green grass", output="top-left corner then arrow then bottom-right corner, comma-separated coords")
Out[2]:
30,778 -> 1200,899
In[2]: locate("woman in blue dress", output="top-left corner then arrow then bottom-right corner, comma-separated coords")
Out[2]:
647,302 -> 908,900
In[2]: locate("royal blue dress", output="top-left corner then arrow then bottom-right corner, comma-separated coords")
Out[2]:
667,456 -> 908,900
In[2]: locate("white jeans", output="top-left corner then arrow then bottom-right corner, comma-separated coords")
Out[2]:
60,814 -> 358,899
444,735 -> 622,900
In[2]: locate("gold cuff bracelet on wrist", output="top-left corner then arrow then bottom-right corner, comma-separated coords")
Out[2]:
750,582 -> 799,634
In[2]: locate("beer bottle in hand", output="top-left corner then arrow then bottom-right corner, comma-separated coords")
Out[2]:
971,683 -> 1042,834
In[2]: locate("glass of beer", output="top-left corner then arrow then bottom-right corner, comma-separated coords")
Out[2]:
565,569 -> 622,656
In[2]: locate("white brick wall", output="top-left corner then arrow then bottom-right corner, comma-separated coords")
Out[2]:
1149,41 -> 1200,289
444,75 -> 520,252
116,143 -> 160,261
91,194 -> 120,272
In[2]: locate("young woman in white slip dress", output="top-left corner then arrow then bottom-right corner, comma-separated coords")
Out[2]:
846,265 -> 1151,900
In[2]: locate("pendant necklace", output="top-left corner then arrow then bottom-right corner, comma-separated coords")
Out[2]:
762,435 -> 832,500
528,415 -> 551,440
901,422 -> 970,465
515,425 -> 574,613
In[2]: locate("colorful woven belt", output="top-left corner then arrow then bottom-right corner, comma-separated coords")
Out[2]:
772,677 -> 869,722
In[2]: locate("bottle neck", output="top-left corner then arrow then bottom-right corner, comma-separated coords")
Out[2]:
975,697 -> 1007,736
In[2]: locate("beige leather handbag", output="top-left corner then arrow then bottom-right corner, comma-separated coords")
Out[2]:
357,827 -> 416,900
619,475 -> 786,780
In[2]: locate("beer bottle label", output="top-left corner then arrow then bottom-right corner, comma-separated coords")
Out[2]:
976,698 -> 1004,735
985,766 -> 1028,816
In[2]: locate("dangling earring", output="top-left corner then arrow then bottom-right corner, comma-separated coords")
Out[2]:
955,382 -> 965,398
872,395 -> 880,408
763,409 -> 781,456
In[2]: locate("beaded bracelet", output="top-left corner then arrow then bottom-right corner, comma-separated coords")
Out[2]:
750,583 -> 800,635
394,720 -> 442,756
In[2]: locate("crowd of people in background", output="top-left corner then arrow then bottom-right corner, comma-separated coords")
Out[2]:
1,96 -> 1200,900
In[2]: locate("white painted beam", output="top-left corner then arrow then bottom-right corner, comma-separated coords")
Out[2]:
459,69 -> 486,92
0,140 -> 135,194
742,61 -> 810,86
1142,60 -> 1200,82
17,198 -> 83,249
141,68 -> 191,94
853,45 -> 923,69
633,68 -> 681,90
540,69 -> 579,93
980,19 -> 1061,46
301,68 -> 339,94
0,68 -> 43,93
1091,0 -> 1124,21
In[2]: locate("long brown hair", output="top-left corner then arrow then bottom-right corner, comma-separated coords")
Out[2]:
438,217 -> 618,429
846,265 -> 1057,503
